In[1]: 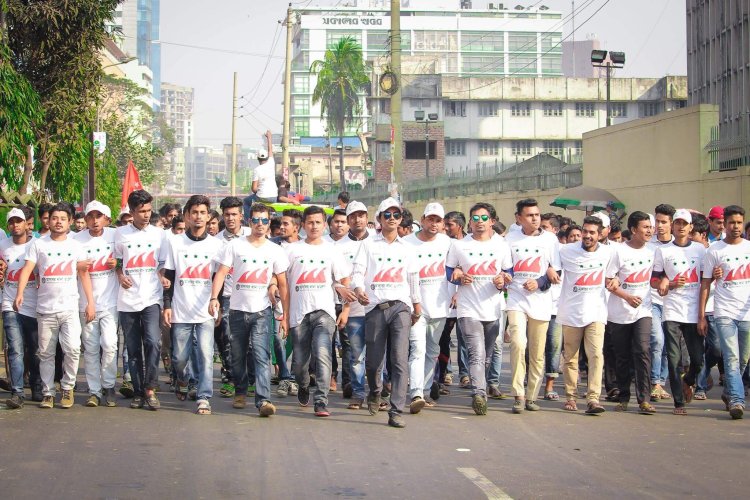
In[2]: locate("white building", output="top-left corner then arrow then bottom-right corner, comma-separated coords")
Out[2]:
184,146 -> 229,195
161,83 -> 195,149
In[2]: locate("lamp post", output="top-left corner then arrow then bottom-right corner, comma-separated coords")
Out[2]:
414,111 -> 439,178
590,50 -> 625,127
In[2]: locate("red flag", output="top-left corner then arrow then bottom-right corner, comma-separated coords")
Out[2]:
121,160 -> 143,210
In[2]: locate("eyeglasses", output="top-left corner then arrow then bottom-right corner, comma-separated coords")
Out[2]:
471,214 -> 490,222
250,217 -> 270,225
382,211 -> 402,220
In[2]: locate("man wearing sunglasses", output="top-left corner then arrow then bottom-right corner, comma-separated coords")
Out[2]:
351,197 -> 421,428
210,203 -> 290,417
446,203 -> 513,415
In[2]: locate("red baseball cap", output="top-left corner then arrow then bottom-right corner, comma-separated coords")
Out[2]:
708,206 -> 724,220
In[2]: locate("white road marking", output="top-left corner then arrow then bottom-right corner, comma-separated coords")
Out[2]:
456,448 -> 471,452
457,467 -> 513,500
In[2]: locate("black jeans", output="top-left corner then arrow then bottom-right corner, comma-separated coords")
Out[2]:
120,304 -> 162,396
610,318 -> 652,405
664,321 -> 704,408
603,322 -> 618,394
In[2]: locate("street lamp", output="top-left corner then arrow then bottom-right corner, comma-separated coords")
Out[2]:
591,50 -> 625,127
414,111 -> 438,178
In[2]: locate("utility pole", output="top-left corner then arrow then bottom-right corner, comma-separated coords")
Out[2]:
390,0 -> 403,201
282,3 -> 294,180
230,71 -> 238,195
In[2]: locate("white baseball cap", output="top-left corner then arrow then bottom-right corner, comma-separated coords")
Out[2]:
422,202 -> 445,219
592,211 -> 611,228
6,208 -> 26,222
85,200 -> 112,219
673,208 -> 692,224
345,200 -> 368,217
376,197 -> 401,219
257,148 -> 268,160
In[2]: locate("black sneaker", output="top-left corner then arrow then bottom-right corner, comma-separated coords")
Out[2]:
298,386 -> 310,407
430,382 -> 441,401
0,379 -> 11,392
388,413 -> 406,428
6,393 -> 25,409
314,402 -> 330,417
367,394 -> 381,415
130,396 -> 144,409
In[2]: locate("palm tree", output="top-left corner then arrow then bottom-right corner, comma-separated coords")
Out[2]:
310,36 -> 370,191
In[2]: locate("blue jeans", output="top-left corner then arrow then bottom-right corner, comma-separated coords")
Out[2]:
172,320 -> 215,401
291,310 -> 335,406
697,316 -> 722,392
229,308 -> 272,408
715,317 -> 750,408
545,315 -> 562,378
649,303 -> 669,385
3,311 -> 40,396
120,304 -> 162,396
486,335 -> 503,388
456,319 -> 469,379
346,316 -> 366,399
273,325 -> 292,380
458,317 -> 500,398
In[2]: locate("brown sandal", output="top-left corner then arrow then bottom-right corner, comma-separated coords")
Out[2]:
347,399 -> 363,410
672,407 -> 687,416
563,400 -> 578,411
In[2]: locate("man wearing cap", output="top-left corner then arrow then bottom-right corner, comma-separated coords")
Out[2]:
2,206 -> 42,408
707,206 -> 725,243
403,202 -> 451,412
652,209 -> 706,415
351,197 -> 421,428
74,201 -> 119,407
243,130 -> 277,221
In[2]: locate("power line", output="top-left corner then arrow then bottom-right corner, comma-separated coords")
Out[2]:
156,40 -> 284,58
238,23 -> 284,100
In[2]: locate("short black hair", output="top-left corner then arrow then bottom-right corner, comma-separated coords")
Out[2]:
654,204 -> 676,219
621,229 -> 632,240
171,214 -> 184,230
582,215 -> 603,232
515,198 -> 538,215
73,212 -> 85,221
281,209 -> 302,228
128,190 -> 153,212
38,202 -> 53,218
469,202 -> 496,221
209,209 -> 221,221
18,205 -> 34,221
149,213 -> 161,226
541,213 -> 560,229
627,211 -> 651,232
724,205 -> 745,219
691,213 -> 709,235
269,218 -> 281,233
444,211 -> 466,229
303,205 -> 326,222
158,203 -> 177,217
493,221 -> 506,235
337,191 -> 350,204
399,209 -> 414,229
184,194 -> 211,215
250,203 -> 271,218
219,196 -> 243,212
609,218 -> 621,233
559,216 -> 574,228
564,224 -> 582,238
49,202 -> 73,220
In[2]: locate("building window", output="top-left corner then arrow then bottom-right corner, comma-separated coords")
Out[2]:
479,140 -> 500,156
575,102 -> 595,117
446,140 -> 466,156
511,140 -> 531,156
543,140 -> 564,157
541,55 -> 562,74
462,55 -> 504,74
414,30 -> 458,52
377,142 -> 391,160
379,99 -> 391,114
444,101 -> 467,117
508,32 -> 537,52
543,102 -> 563,117
292,74 -> 309,93
410,98 -> 431,109
405,141 -> 436,159
574,140 -> 583,156
478,101 -> 500,117
461,31 -> 504,52
292,97 -> 309,116
610,102 -> 628,118
540,33 -> 562,52
509,55 -> 538,74
640,102 -> 660,117
292,119 -> 309,137
367,30 -> 411,52
511,102 -> 531,117
326,31 -> 361,48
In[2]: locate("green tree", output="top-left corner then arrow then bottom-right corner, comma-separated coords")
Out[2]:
310,36 -> 370,189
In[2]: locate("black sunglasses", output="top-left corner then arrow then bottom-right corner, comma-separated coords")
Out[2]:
383,211 -> 402,220
250,217 -> 270,225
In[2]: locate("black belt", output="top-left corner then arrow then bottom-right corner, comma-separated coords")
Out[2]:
377,300 -> 402,310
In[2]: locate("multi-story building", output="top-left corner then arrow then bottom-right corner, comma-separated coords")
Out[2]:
561,35 -> 605,78
184,146 -> 230,195
368,74 -> 688,181
291,0 -> 564,141
686,0 -> 750,169
161,83 -> 195,149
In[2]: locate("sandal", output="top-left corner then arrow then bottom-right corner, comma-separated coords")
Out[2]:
175,383 -> 188,402
544,391 -> 560,401
672,406 -> 687,416
638,402 -> 656,415
563,400 -> 578,412
347,399 -> 363,410
378,401 -> 389,412
196,399 -> 212,415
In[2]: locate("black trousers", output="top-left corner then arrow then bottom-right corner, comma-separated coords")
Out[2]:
664,321 -> 704,408
610,318 -> 652,405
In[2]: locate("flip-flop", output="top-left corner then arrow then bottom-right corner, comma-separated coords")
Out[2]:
672,407 -> 687,416
196,400 -> 211,415
563,400 -> 578,411
544,391 -> 560,401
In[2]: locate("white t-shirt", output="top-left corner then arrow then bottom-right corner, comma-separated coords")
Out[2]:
0,238 -> 37,317
404,232 -> 452,319
253,157 -> 278,200
115,224 -> 167,312
351,233 -> 419,315
606,242 -> 654,324
649,239 -> 673,306
557,242 -> 612,327
163,233 -> 223,324
216,229 -> 250,299
333,234 -> 367,317
445,234 -> 512,322
285,240 -> 349,328
702,239 -> 750,321
74,228 -> 118,312
25,235 -> 85,314
215,237 -> 289,314
653,241 -> 706,323
505,229 -> 560,321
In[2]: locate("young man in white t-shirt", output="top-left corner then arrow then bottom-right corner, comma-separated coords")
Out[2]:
606,211 -> 657,414
211,203 -> 290,417
162,195 -> 224,415
286,206 -> 350,417
505,199 -> 561,412
2,207 -> 41,409
557,216 -> 614,415
653,209 -> 706,415
243,130 -> 278,220
699,205 -> 750,420
650,203 -> 676,400
74,201 -> 119,408
404,202 -> 452,413
446,202 -> 513,416
14,203 -> 95,409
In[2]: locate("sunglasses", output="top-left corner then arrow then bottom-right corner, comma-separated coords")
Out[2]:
471,214 -> 490,222
250,217 -> 270,225
382,211 -> 402,220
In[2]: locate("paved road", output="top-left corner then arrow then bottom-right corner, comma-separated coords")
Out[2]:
1,361 -> 749,499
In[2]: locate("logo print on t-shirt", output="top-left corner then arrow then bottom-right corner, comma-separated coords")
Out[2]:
467,261 -> 497,276
623,268 -> 650,290
725,263 -> 750,282
126,251 -> 157,269
574,270 -> 603,287
419,262 -> 445,279
675,267 -> 699,284
90,254 -> 114,273
6,269 -> 35,284
373,267 -> 404,283
180,263 -> 211,280
296,269 -> 326,284
44,261 -> 74,277
514,256 -> 541,274
237,268 -> 269,285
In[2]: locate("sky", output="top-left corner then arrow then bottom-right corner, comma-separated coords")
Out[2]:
160,0 -> 688,149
